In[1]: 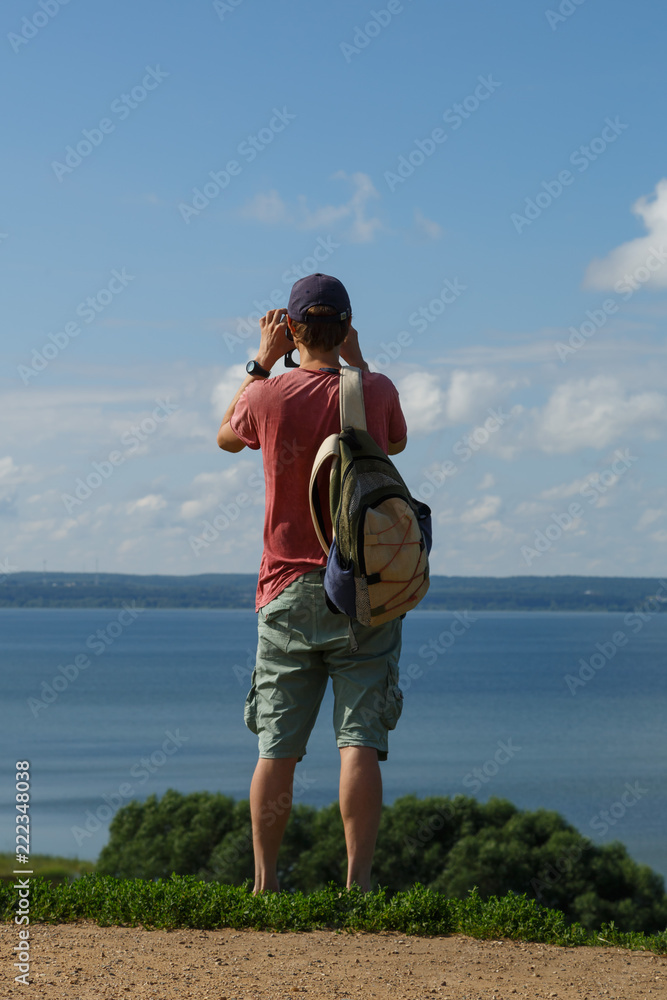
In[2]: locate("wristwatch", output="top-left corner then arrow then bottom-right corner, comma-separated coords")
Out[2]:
246,360 -> 271,379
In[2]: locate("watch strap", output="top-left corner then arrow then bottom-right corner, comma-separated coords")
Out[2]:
246,360 -> 271,378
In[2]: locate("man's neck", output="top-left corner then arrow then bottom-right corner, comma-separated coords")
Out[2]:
297,346 -> 341,371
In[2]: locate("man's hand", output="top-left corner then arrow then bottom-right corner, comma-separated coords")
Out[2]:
217,309 -> 291,451
256,309 -> 293,372
339,325 -> 369,371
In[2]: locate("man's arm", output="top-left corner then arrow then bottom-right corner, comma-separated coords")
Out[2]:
217,375 -> 255,451
341,325 -> 407,453
339,324 -> 369,372
216,309 -> 293,452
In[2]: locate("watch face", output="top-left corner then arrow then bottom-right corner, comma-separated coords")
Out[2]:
246,361 -> 268,377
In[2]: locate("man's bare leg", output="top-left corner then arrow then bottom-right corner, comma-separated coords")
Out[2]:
249,756 -> 298,893
339,746 -> 383,891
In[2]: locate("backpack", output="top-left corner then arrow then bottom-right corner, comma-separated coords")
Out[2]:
309,366 -> 432,628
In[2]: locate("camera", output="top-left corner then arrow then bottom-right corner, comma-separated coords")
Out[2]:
283,313 -> 299,367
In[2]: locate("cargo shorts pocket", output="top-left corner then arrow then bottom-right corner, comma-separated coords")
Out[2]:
379,663 -> 404,730
258,597 -> 293,653
244,670 -> 259,735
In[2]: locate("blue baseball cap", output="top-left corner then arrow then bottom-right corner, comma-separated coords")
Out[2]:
287,273 -> 351,323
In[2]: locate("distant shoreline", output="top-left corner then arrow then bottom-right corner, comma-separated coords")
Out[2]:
1,572 -> 665,613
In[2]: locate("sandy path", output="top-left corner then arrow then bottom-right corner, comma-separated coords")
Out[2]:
2,921 -> 666,999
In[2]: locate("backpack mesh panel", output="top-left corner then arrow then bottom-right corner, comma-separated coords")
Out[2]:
348,472 -> 400,516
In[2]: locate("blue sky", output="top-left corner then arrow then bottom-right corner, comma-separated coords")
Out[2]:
2,0 -> 666,578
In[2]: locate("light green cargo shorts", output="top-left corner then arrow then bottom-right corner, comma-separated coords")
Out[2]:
244,570 -> 403,761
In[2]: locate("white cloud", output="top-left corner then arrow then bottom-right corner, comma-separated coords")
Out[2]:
584,179 -> 667,290
51,518 -> 78,540
240,190 -> 290,225
0,386 -> 180,450
125,494 -> 167,515
531,376 -> 667,452
460,494 -> 502,524
635,508 -> 664,531
211,364 -> 253,421
396,372 -> 448,434
413,208 -> 443,241
477,519 -> 512,542
396,367 -> 521,436
179,463 -> 263,521
0,456 -> 41,498
240,172 -> 382,243
444,369 -> 509,423
538,476 -> 596,501
477,473 -> 495,490
514,500 -> 548,518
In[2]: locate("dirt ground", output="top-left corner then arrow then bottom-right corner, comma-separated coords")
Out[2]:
2,921 -> 666,999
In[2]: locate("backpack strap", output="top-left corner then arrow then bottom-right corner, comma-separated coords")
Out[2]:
308,368 -> 367,555
309,433 -> 340,555
339,366 -> 367,431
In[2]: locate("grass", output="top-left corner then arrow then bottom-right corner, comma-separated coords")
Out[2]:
2,874 -> 666,953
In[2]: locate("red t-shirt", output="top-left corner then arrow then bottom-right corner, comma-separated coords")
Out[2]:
231,368 -> 408,610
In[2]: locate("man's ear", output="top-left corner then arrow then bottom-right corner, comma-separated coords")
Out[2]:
287,314 -> 303,345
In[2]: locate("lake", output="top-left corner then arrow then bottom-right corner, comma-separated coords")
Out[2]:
1,607 -> 665,880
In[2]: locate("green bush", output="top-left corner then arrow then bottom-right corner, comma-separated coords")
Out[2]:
96,790 -> 667,934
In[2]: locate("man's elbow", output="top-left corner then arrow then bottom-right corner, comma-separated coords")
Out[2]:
217,425 -> 246,452
387,435 -> 408,455
218,439 -> 246,453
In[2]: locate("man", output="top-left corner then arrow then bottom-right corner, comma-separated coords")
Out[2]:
217,273 -> 408,893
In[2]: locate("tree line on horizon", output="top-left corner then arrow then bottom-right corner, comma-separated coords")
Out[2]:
2,572 -> 666,612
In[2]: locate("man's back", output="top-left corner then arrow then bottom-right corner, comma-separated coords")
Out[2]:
216,276 -> 409,894
231,367 -> 407,609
